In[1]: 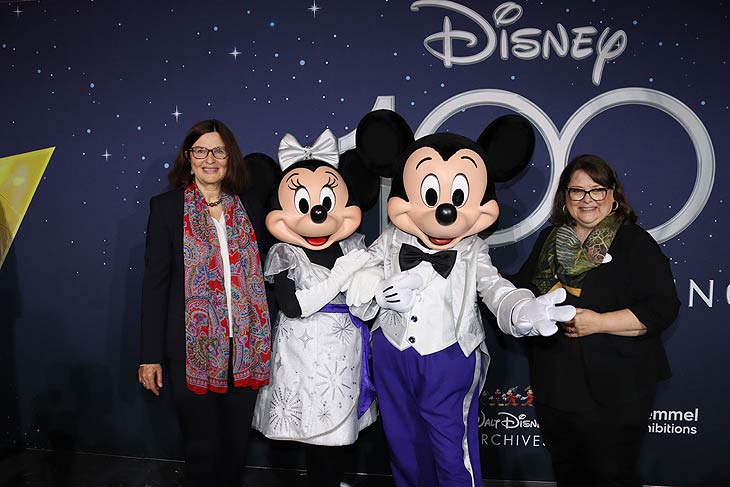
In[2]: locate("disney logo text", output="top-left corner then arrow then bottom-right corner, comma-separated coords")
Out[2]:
480,411 -> 540,430
411,1 -> 627,86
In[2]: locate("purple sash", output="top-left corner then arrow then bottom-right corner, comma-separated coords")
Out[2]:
320,303 -> 375,418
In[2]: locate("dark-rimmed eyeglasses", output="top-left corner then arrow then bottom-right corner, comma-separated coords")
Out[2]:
189,146 -> 228,159
566,187 -> 610,201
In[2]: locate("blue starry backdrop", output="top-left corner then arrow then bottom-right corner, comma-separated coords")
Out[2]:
1,0 -> 728,484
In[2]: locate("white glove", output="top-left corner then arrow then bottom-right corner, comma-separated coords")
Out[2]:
375,272 -> 424,313
346,266 -> 384,306
295,249 -> 370,317
511,288 -> 576,337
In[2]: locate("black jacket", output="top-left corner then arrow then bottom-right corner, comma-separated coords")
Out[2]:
508,223 -> 680,410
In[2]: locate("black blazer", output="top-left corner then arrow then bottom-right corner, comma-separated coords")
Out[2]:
139,189 -> 271,369
509,223 -> 680,410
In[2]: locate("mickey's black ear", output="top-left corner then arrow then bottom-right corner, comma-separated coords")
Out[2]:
355,109 -> 415,178
477,114 -> 535,183
339,149 -> 381,211
244,152 -> 281,210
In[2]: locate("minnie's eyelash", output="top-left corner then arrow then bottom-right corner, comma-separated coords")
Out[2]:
287,178 -> 304,191
287,176 -> 337,190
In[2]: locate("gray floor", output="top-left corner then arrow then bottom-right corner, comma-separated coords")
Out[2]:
0,449 -> 560,487
0,449 -> 393,487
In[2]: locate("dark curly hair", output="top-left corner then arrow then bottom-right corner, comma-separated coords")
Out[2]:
168,119 -> 250,194
551,154 -> 637,226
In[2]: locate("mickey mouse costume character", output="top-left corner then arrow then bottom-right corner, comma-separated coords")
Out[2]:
346,110 -> 576,487
250,129 -> 380,487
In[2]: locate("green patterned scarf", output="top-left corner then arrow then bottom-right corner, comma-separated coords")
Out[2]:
533,215 -> 622,295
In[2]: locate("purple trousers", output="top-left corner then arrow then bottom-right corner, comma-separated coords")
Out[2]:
372,330 -> 486,487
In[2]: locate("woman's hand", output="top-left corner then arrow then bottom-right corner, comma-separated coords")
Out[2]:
138,364 -> 163,396
561,308 -> 604,338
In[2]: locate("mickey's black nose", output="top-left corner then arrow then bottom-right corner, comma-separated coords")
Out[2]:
435,203 -> 457,226
310,205 -> 328,224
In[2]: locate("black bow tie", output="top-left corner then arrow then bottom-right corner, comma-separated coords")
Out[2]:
399,243 -> 457,279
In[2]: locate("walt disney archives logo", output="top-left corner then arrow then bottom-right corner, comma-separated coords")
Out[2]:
410,1 -> 628,86
477,386 -> 544,447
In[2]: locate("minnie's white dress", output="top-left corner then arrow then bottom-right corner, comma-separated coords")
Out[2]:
252,234 -> 378,445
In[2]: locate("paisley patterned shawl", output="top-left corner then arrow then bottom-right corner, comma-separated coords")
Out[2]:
183,183 -> 270,394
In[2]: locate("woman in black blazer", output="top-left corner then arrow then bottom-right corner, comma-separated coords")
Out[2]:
138,120 -> 272,487
509,154 -> 680,487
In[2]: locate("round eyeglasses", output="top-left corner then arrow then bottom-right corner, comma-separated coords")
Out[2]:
189,146 -> 228,159
566,187 -> 610,201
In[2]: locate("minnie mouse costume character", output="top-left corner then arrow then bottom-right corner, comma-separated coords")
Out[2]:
346,110 -> 576,487
250,129 -> 380,487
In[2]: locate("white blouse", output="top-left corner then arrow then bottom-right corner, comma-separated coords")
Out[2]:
211,212 -> 233,338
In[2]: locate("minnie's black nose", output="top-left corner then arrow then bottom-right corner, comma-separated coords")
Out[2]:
310,205 -> 328,224
435,203 -> 457,226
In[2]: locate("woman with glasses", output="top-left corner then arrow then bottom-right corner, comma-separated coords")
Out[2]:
138,119 -> 272,487
508,154 -> 679,486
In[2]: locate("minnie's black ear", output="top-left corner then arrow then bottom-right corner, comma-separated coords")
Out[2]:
477,115 -> 535,183
339,149 -> 381,211
355,109 -> 415,178
244,152 -> 281,210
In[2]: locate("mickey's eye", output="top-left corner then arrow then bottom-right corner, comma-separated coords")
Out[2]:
451,174 -> 469,207
320,187 -> 336,211
294,187 -> 310,214
420,174 -> 440,208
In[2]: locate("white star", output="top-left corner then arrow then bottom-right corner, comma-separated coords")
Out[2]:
102,150 -> 111,161
13,6 -> 22,17
332,321 -> 354,343
308,1 -> 321,18
230,47 -> 241,60
171,105 -> 182,122
268,387 -> 303,432
316,362 -> 350,400
297,329 -> 313,348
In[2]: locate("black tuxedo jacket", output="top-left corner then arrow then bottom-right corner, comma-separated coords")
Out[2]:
509,223 -> 680,411
139,188 -> 271,368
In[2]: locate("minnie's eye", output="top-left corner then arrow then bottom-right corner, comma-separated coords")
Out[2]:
320,187 -> 336,211
294,187 -> 310,214
420,174 -> 440,208
451,174 -> 469,207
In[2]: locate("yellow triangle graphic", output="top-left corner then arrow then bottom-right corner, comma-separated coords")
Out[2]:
0,147 -> 55,268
